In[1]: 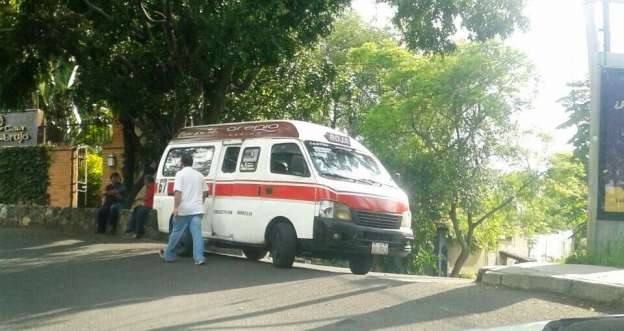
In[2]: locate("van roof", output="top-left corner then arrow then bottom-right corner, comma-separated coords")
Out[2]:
171,120 -> 370,152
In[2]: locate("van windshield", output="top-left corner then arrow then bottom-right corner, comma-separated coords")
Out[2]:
304,141 -> 393,186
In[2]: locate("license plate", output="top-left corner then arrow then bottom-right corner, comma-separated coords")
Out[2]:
371,242 -> 389,255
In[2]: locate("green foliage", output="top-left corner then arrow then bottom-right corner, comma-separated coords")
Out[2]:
567,246 -> 624,268
357,41 -> 534,276
0,146 -> 50,205
230,12 -> 392,133
81,152 -> 102,207
1,0 -> 351,201
386,0 -> 528,52
558,80 -> 590,178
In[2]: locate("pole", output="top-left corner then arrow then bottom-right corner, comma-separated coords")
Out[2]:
603,0 -> 611,53
603,0 -> 611,65
585,0 -> 601,253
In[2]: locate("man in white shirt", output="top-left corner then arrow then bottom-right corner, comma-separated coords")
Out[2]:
159,153 -> 208,265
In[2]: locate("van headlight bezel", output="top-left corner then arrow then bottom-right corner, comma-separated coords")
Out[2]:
318,200 -> 352,221
401,210 -> 412,229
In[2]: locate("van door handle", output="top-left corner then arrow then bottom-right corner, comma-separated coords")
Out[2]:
265,187 -> 273,195
257,186 -> 261,197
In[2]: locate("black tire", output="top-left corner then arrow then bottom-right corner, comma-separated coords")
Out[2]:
349,255 -> 373,275
269,222 -> 297,268
243,247 -> 268,261
169,216 -> 192,257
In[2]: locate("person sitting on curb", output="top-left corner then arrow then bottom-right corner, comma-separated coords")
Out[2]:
159,153 -> 207,265
125,175 -> 156,239
96,172 -> 125,234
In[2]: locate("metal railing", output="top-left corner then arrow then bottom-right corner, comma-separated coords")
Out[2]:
42,121 -> 112,146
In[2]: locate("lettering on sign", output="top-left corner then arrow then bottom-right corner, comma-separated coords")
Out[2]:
0,114 -> 33,145
324,132 -> 351,146
175,121 -> 299,141
237,210 -> 253,216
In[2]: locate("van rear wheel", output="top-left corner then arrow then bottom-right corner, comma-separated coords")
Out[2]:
269,222 -> 296,268
243,247 -> 268,261
349,255 -> 373,275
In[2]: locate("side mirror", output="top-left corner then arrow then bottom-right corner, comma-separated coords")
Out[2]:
392,172 -> 401,183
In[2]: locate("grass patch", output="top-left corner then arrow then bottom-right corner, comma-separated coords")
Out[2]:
566,245 -> 624,268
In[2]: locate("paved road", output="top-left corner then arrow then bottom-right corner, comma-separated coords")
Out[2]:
0,227 -> 620,331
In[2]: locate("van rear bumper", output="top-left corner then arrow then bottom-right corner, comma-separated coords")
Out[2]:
300,217 -> 414,258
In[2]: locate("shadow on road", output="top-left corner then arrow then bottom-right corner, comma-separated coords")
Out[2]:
0,227 -> 334,329
1,227 -> 618,331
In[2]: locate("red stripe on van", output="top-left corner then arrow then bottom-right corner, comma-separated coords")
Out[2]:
337,194 -> 407,213
215,182 -> 407,213
164,180 -> 407,214
215,183 -> 257,197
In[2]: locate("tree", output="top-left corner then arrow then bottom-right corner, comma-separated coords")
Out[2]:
386,0 -> 528,52
558,80 -> 590,178
0,0 -> 350,201
507,153 -> 587,243
229,12 -> 392,134
357,41 -> 534,276
0,1 -> 529,203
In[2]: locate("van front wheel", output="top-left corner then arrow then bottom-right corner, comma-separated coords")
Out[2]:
349,255 -> 373,275
269,222 -> 296,268
243,247 -> 268,261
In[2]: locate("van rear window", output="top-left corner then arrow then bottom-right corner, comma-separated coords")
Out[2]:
162,146 -> 215,177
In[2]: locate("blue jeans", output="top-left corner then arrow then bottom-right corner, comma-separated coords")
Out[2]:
163,214 -> 205,264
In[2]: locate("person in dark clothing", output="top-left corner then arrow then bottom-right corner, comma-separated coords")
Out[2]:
96,172 -> 126,234
125,175 -> 156,238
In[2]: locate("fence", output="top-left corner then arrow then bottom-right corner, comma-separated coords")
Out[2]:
41,121 -> 112,146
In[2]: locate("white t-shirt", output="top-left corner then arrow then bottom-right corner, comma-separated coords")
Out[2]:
174,166 -> 208,216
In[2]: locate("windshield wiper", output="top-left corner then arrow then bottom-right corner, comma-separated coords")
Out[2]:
356,178 -> 392,187
319,172 -> 356,182
356,178 -> 381,186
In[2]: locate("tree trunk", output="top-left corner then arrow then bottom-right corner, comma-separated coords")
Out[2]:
203,65 -> 233,124
448,191 -> 469,277
119,113 -> 137,207
450,245 -> 470,277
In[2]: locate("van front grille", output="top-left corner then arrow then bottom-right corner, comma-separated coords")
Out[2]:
352,210 -> 401,229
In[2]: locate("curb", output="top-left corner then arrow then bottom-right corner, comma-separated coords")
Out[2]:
478,267 -> 624,306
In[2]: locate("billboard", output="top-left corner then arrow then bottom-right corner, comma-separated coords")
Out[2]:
0,110 -> 43,147
599,68 -> 624,218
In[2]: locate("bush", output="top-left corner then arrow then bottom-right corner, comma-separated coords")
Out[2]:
0,146 -> 51,205
566,245 -> 624,268
83,152 -> 102,207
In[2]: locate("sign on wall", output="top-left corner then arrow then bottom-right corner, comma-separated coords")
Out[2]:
0,110 -> 43,147
599,68 -> 624,219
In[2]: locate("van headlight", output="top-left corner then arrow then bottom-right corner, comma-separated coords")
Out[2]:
401,210 -> 412,228
318,200 -> 351,221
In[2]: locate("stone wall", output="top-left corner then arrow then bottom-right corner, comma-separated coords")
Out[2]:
0,204 -> 165,240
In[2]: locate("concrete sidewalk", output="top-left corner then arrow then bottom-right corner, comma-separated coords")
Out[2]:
478,262 -> 624,305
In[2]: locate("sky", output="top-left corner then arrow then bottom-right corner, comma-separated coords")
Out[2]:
351,0 -> 604,155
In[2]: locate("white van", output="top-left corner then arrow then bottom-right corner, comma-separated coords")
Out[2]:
153,120 -> 414,274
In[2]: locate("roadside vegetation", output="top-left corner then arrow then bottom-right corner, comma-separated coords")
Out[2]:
567,247 -> 624,268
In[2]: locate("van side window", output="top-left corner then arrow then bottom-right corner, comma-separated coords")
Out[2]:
221,146 -> 241,173
240,147 -> 260,172
271,143 -> 310,177
162,146 -> 215,177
